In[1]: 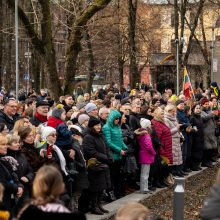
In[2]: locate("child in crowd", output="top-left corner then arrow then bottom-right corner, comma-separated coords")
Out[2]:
136,118 -> 156,193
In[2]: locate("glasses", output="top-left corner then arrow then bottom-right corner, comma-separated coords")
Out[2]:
49,134 -> 57,137
115,118 -> 120,120
6,105 -> 17,108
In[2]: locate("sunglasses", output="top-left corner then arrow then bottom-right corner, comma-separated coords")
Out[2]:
115,118 -> 120,120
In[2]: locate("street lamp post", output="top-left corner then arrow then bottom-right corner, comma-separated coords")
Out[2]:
15,0 -> 19,100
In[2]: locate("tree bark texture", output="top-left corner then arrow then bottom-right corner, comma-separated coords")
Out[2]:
85,29 -> 95,93
128,0 -> 138,88
183,0 -> 205,66
63,0 -> 112,94
6,0 -> 61,99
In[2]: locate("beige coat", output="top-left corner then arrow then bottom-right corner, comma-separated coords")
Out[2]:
164,113 -> 183,165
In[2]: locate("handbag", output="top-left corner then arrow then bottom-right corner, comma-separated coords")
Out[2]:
87,158 -> 108,172
185,125 -> 192,133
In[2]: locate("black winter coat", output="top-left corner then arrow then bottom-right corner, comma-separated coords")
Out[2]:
129,111 -> 141,131
7,149 -> 34,183
72,140 -> 89,191
0,110 -> 17,131
83,129 -> 111,192
30,116 -> 43,127
0,159 -> 20,211
190,114 -> 204,160
21,142 -> 44,172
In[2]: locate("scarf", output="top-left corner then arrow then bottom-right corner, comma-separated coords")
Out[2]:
52,145 -> 68,176
36,112 -> 47,123
0,156 -> 19,171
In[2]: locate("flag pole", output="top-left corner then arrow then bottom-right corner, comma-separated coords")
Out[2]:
185,66 -> 195,100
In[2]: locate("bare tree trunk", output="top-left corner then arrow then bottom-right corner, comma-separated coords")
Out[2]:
128,0 -> 138,88
183,0 -> 205,66
179,0 -> 187,63
85,29 -> 95,93
38,0 -> 61,99
6,0 -> 61,99
31,50 -> 41,93
116,0 -> 125,86
63,0 -> 112,94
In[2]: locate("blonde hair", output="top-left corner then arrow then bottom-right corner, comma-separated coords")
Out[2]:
164,104 -> 176,113
152,107 -> 163,117
7,133 -> 20,145
33,165 -> 65,205
13,118 -> 30,134
115,203 -> 150,220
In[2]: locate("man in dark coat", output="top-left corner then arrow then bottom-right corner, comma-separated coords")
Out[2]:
129,98 -> 141,131
0,98 -> 18,131
30,101 -> 49,127
176,99 -> 191,173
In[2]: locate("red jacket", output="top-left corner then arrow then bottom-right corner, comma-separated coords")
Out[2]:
151,119 -> 173,164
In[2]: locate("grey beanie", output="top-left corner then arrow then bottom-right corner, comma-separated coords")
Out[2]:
52,104 -> 65,119
85,102 -> 97,113
76,102 -> 86,110
78,114 -> 90,125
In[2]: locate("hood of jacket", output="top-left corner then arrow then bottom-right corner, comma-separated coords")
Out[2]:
47,116 -> 64,129
106,110 -> 121,127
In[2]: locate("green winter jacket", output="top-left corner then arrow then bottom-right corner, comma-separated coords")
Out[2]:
102,110 -> 127,160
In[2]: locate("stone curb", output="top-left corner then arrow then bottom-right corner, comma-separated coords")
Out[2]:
86,162 -> 218,220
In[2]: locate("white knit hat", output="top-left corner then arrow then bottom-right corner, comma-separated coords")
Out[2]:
41,126 -> 56,141
140,118 -> 151,129
68,125 -> 82,134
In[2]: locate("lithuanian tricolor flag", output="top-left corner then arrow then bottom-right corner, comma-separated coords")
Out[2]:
183,67 -> 192,98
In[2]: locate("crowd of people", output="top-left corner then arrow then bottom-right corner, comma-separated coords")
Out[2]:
0,82 -> 219,219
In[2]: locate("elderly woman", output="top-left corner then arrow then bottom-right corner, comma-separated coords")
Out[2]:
151,107 -> 173,186
164,104 -> 183,177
